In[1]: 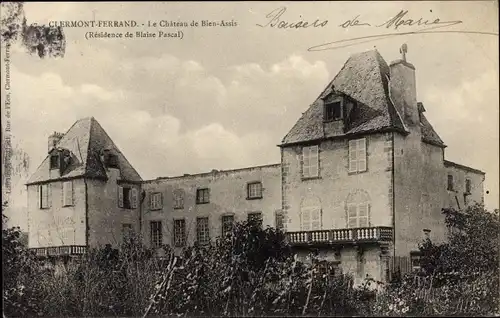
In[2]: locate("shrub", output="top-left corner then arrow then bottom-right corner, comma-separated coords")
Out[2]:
374,204 -> 500,316
146,219 -> 374,317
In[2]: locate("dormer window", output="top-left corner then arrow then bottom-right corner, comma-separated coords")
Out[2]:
323,94 -> 343,122
107,154 -> 119,168
50,154 -> 60,169
324,101 -> 342,122
102,149 -> 119,169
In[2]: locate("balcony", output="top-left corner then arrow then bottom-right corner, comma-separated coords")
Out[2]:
286,226 -> 393,247
31,245 -> 87,257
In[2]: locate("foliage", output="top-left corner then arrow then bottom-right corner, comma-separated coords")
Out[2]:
4,204 -> 499,317
374,204 -> 500,316
2,209 -> 46,317
2,218 -> 373,317
420,204 -> 499,281
146,219 -> 374,316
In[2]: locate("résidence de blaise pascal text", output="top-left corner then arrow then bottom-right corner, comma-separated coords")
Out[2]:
85,30 -> 183,39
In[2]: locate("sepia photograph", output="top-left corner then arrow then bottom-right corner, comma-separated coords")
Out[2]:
1,1 -> 499,316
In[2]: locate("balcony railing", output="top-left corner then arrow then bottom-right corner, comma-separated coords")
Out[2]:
286,226 -> 393,246
31,245 -> 87,257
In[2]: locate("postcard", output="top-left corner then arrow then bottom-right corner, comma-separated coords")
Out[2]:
1,2 -> 498,317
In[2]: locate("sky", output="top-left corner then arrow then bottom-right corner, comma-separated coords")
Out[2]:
2,1 -> 498,229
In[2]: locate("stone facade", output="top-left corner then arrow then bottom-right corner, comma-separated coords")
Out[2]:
27,179 -> 87,248
26,48 -> 486,284
141,164 -> 281,252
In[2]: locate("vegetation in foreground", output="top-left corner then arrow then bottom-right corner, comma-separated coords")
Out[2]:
2,203 -> 499,317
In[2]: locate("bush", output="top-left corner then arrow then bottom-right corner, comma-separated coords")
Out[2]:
3,218 -> 374,317
374,204 -> 500,316
146,219 -> 374,316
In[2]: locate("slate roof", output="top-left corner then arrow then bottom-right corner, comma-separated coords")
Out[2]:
280,49 -> 444,147
27,117 -> 142,185
420,112 -> 445,147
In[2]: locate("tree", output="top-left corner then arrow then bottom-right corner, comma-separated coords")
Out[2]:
2,205 -> 45,317
418,203 -> 500,281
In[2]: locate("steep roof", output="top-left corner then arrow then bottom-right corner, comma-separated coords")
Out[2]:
281,49 -> 408,146
27,117 -> 142,185
420,112 -> 445,147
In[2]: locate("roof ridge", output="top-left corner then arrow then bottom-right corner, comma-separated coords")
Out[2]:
90,118 -> 143,180
83,117 -> 96,178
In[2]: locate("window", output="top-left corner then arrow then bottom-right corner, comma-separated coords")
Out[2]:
275,210 -> 285,231
122,223 -> 133,243
150,221 -> 162,248
173,189 -> 184,209
196,217 -> 210,245
118,186 -> 138,209
301,206 -> 321,230
196,188 -> 210,204
302,145 -> 319,178
39,184 -> 50,209
465,179 -> 471,194
106,154 -> 119,168
221,215 -> 234,237
447,174 -> 454,191
248,212 -> 263,227
348,138 -> 367,173
50,154 -> 59,169
247,182 -> 263,199
324,101 -> 342,122
347,203 -> 369,228
62,181 -> 73,207
149,192 -> 163,210
174,219 -> 186,247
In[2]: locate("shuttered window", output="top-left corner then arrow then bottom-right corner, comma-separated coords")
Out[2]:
62,181 -> 73,206
302,145 -> 319,178
347,203 -> 369,228
348,138 -> 367,173
118,186 -> 138,209
301,206 -> 321,231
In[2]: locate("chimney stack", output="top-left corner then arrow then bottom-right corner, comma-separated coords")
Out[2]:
389,44 -> 420,128
48,131 -> 64,153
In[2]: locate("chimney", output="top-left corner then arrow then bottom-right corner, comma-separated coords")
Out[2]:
389,44 -> 420,128
48,131 -> 64,153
